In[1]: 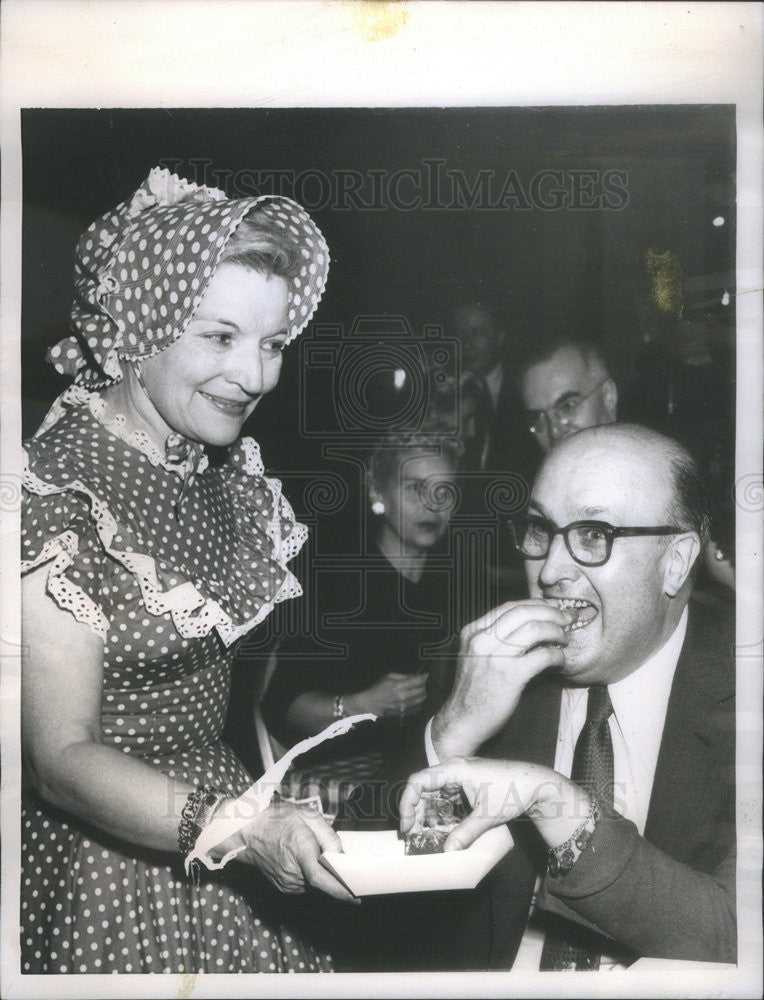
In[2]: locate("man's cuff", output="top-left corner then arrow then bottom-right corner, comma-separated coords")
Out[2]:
424,717 -> 441,765
540,811 -> 639,901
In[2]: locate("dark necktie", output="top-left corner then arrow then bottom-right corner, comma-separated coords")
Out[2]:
539,685 -> 614,971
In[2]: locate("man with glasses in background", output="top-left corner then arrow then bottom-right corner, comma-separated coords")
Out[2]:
402,422 -> 735,971
519,337 -> 618,452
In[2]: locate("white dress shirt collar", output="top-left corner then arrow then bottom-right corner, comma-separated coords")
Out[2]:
608,606 -> 688,764
513,605 -> 690,971
558,604 -> 688,833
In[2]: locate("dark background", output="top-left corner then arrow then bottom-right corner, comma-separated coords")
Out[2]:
20,105 -> 737,793
21,106 -> 735,533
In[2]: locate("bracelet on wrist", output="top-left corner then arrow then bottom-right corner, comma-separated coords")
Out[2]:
546,797 -> 600,877
332,694 -> 345,720
178,785 -> 226,885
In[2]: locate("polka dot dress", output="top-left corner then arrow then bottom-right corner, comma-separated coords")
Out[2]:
20,389 -> 330,974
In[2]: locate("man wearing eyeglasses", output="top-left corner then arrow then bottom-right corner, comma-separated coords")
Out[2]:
520,338 -> 618,452
398,422 -> 734,970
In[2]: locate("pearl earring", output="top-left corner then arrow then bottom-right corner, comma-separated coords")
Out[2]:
371,500 -> 385,515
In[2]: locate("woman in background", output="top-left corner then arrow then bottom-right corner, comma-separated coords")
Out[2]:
263,430 -> 462,813
21,167 -> 352,975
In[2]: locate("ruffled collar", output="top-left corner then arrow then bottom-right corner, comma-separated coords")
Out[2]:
26,385 -> 308,646
36,384 -> 210,483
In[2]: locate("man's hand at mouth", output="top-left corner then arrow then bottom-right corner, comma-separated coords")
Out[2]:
431,599 -> 577,761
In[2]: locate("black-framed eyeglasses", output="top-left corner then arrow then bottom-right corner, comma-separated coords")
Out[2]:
508,516 -> 686,567
525,378 -> 609,437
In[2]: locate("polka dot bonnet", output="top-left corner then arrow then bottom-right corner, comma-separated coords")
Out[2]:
47,166 -> 330,387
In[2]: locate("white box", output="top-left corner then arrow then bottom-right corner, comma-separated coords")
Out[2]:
320,825 -> 513,896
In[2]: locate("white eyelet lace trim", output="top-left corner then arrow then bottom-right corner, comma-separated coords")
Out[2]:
35,384 -> 210,476
23,433 -> 307,646
22,530 -> 111,639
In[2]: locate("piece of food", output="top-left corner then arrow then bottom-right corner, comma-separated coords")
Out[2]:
404,791 -> 460,855
404,828 -> 451,855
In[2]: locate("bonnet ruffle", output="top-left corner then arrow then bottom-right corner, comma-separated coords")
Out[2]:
47,167 -> 329,387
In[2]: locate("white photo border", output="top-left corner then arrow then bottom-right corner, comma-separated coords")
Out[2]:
1,3 -> 761,999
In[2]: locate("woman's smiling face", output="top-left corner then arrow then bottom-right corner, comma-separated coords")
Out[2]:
137,263 -> 290,447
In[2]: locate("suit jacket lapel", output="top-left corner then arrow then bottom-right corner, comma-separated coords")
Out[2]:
644,599 -> 735,862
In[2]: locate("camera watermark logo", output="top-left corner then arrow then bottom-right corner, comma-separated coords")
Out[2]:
299,316 -> 459,439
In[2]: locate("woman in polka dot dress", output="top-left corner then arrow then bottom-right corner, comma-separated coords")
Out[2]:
20,167 -> 353,974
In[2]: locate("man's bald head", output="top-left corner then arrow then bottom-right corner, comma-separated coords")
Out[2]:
545,424 -> 709,549
524,423 -> 708,684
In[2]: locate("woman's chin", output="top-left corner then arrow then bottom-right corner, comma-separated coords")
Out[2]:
184,414 -> 246,448
199,434 -> 240,451
408,527 -> 444,551
203,428 -> 241,448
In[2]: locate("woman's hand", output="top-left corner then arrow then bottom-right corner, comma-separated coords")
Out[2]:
399,757 -> 590,852
22,567 -> 360,904
351,672 -> 428,720
221,798 -> 359,903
